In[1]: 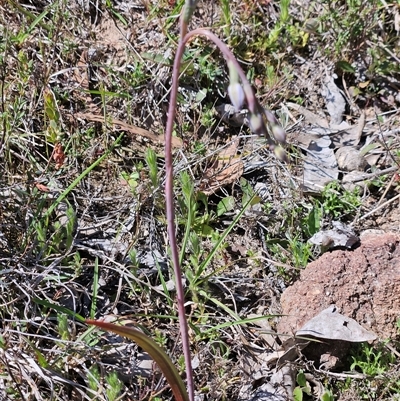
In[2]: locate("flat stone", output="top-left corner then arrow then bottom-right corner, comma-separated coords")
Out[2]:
277,232 -> 400,339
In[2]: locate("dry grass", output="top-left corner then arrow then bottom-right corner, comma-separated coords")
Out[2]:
1,0 -> 400,400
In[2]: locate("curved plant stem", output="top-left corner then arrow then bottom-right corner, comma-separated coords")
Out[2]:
164,16 -> 274,401
164,16 -> 195,401
184,29 -> 257,113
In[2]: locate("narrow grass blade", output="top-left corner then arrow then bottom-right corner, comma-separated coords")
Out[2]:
33,298 -> 85,322
196,194 -> 256,280
155,257 -> 174,308
42,132 -> 124,220
90,257 -> 99,320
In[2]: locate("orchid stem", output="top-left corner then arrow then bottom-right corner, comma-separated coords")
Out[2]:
164,7 -> 283,401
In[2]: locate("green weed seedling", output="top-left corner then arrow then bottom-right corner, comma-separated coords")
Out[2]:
145,147 -> 159,189
57,313 -> 70,342
293,370 -> 312,401
350,342 -> 395,377
319,0 -> 378,57
106,371 -> 124,401
199,103 -> 216,131
217,196 -> 235,217
294,370 -> 334,401
263,197 -> 320,272
286,233 -> 313,269
319,181 -> 361,219
346,341 -> 400,399
28,195 -> 76,259
177,171 -> 215,240
87,364 -> 101,399
121,169 -> 140,193
43,87 -> 62,144
87,363 -> 124,401
220,0 -> 231,39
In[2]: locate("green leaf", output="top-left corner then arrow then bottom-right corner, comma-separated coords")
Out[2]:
293,387 -> 303,401
86,320 -> 189,401
217,196 -> 235,216
201,224 -> 214,237
240,178 -> 260,207
44,87 -> 60,123
296,370 -> 308,387
35,348 -> 49,368
336,60 -> 356,73
90,258 -> 99,319
360,142 -> 379,156
33,298 -> 85,322
141,51 -> 173,66
21,337 -> 49,368
145,147 -> 159,188
321,389 -> 334,401
195,89 -> 207,102
305,206 -> 321,236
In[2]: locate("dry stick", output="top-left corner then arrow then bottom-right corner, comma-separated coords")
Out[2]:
377,172 -> 396,206
359,193 -> 400,221
345,165 -> 398,183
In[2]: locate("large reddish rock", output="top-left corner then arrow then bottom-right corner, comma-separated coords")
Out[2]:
277,232 -> 400,339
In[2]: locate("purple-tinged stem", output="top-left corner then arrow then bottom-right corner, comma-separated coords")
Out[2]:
183,29 -> 258,113
164,17 -> 194,401
165,22 -> 283,401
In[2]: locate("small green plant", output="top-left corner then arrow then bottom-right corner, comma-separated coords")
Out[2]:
199,103 -> 216,129
30,198 -> 76,258
87,364 -> 101,399
262,0 -> 291,51
350,342 -> 395,377
293,370 -> 311,401
319,181 -> 361,218
302,204 -> 322,238
319,0 -> 377,57
220,0 -> 231,38
177,172 -> 219,238
87,363 -> 124,401
286,233 -> 313,268
106,371 -> 124,401
125,60 -> 148,88
57,313 -> 70,342
129,248 -> 140,271
264,198 -> 320,271
90,258 -> 100,320
145,147 -> 159,189
346,342 -> 400,399
120,169 -> 140,193
294,370 -> 334,401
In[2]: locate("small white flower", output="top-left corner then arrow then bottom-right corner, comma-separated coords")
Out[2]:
272,125 -> 286,144
249,113 -> 264,135
228,83 -> 245,111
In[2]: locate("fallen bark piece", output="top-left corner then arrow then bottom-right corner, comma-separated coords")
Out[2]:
302,135 -> 338,192
200,137 -> 244,195
308,221 -> 359,250
296,305 -> 377,342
